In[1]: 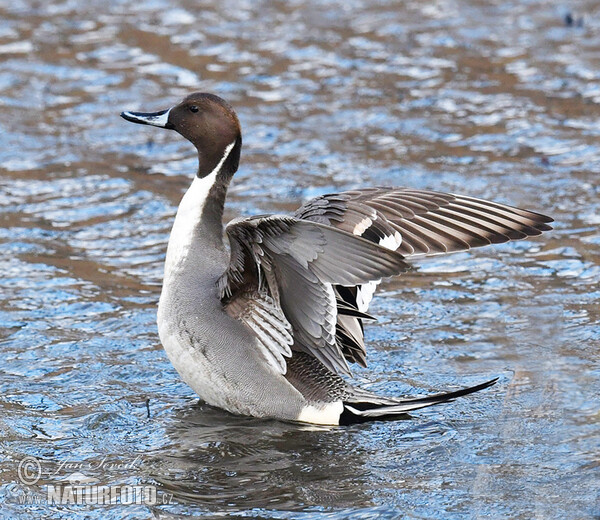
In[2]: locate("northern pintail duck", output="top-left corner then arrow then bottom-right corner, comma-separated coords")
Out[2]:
121,93 -> 552,425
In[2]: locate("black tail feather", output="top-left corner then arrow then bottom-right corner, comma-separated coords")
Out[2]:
340,378 -> 498,425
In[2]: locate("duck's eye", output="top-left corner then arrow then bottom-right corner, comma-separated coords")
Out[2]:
189,105 -> 199,113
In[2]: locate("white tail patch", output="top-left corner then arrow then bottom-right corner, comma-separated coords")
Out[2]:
297,401 -> 343,425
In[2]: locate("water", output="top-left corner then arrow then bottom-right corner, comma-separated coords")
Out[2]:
1,0 -> 599,518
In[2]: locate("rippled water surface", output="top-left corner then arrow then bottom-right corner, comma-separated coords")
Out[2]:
1,0 -> 599,518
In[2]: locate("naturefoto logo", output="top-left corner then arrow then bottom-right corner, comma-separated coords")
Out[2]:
14,455 -> 173,506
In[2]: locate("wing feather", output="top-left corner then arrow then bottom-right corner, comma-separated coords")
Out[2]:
294,186 -> 552,367
225,292 -> 293,374
220,215 -> 409,375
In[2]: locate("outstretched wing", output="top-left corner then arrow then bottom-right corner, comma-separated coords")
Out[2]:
218,215 -> 409,376
295,187 -> 553,257
295,186 -> 553,367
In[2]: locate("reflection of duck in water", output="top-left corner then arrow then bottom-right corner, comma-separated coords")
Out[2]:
153,403 -> 380,510
122,93 -> 552,425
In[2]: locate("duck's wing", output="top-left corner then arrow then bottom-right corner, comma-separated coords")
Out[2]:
218,215 -> 409,376
294,187 -> 553,257
295,187 -> 553,367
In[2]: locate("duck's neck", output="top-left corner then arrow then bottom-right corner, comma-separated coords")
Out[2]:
165,141 -> 237,275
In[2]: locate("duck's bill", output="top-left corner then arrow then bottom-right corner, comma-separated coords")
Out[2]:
120,108 -> 173,129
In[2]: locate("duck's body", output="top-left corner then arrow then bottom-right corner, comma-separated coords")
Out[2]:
155,155 -> 311,422
122,93 -> 552,425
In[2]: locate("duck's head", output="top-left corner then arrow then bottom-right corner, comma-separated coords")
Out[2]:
121,92 -> 242,179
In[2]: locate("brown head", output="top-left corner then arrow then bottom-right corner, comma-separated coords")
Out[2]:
121,93 -> 242,179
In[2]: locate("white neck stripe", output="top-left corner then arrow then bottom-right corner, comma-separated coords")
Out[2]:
162,140 -> 237,277
202,140 -> 236,179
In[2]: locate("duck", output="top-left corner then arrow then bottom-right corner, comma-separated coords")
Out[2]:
121,92 -> 552,426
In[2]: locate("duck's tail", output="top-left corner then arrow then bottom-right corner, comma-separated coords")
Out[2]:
340,378 -> 498,425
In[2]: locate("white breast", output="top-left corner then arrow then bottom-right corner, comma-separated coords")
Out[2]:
158,141 -> 238,408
